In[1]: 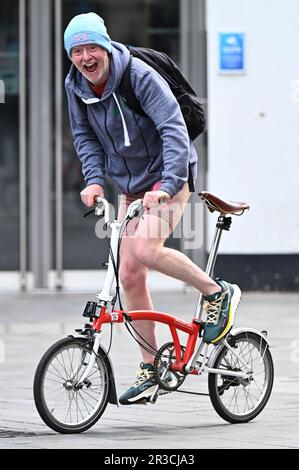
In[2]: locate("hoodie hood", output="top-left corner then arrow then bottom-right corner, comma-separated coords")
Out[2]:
65,41 -> 130,102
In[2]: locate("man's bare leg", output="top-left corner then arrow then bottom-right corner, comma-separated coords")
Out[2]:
119,236 -> 158,364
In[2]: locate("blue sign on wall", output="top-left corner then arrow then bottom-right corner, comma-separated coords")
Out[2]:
219,33 -> 245,74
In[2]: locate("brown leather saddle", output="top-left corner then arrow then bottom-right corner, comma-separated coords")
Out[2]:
199,191 -> 250,215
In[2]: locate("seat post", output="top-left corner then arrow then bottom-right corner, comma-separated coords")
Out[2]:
205,215 -> 232,277
194,214 -> 232,321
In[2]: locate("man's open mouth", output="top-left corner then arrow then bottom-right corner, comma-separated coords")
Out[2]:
84,63 -> 97,73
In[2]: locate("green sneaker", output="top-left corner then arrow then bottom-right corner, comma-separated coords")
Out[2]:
119,363 -> 168,405
203,279 -> 241,344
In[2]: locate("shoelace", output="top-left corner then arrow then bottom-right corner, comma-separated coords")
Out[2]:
133,368 -> 154,388
204,295 -> 224,325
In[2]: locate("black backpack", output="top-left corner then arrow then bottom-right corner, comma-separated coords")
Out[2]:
119,46 -> 206,141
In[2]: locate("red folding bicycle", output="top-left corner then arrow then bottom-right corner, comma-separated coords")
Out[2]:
33,192 -> 274,433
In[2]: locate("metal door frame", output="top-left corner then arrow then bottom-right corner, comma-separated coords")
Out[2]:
28,0 -> 52,289
19,0 -> 27,289
55,0 -> 63,289
180,0 -> 208,269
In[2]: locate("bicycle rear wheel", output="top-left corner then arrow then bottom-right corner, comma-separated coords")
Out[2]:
208,331 -> 274,423
34,336 -> 110,433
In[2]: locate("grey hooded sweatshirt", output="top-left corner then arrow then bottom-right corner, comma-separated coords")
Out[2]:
65,41 -> 198,197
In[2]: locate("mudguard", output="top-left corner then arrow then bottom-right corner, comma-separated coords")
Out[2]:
73,335 -> 118,406
207,327 -> 271,369
98,343 -> 118,406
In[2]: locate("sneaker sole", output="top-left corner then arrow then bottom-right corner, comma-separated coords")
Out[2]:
119,385 -> 169,405
210,284 -> 241,344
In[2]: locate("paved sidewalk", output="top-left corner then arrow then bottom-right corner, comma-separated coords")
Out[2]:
0,290 -> 298,449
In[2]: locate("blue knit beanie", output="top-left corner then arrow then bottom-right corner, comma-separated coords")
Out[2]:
64,12 -> 112,58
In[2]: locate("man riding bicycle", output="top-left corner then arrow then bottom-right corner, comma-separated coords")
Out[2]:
64,12 -> 241,405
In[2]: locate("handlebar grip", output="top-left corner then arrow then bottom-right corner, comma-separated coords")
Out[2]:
94,195 -> 104,204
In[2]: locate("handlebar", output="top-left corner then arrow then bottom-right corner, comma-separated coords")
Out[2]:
84,196 -> 167,224
93,196 -> 145,224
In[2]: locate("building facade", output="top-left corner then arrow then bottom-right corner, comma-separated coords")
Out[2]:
0,0 -> 298,291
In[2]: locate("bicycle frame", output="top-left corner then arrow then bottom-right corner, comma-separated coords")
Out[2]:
91,310 -> 249,380
78,197 -> 250,391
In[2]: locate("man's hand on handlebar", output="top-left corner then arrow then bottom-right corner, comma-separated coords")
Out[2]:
80,184 -> 104,207
142,190 -> 171,210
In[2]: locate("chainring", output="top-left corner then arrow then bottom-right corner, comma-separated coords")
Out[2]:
153,342 -> 186,391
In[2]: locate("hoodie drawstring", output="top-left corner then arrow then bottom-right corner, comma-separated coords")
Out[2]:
113,92 -> 131,147
80,93 -> 131,148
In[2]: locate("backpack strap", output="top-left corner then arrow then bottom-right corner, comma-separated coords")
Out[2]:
188,164 -> 195,192
119,55 -> 195,193
119,55 -> 145,116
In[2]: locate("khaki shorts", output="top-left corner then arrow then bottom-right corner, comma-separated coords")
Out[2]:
118,181 -> 191,240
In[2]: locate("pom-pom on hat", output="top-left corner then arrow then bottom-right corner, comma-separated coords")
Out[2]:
64,12 -> 112,58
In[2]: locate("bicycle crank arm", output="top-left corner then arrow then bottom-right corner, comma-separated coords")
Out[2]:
149,366 -> 169,404
149,384 -> 161,404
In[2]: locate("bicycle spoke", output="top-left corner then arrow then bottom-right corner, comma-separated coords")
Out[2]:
78,391 -> 90,416
77,389 -> 95,414
55,353 -> 70,380
74,393 -> 85,422
79,388 -> 102,404
64,390 -> 75,424
44,376 -> 65,385
47,362 -> 68,381
66,347 -> 75,380
45,387 -> 66,402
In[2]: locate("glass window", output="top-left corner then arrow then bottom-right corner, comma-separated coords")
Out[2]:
0,1 -> 19,270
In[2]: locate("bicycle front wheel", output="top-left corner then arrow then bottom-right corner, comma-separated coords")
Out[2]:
33,336 -> 110,433
208,331 -> 274,423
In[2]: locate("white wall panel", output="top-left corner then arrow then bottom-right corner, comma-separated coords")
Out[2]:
206,0 -> 299,254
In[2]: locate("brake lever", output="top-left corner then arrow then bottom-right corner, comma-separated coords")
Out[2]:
126,200 -> 145,220
83,202 -> 105,219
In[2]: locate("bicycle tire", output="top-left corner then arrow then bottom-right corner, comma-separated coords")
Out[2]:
33,336 -> 110,433
208,331 -> 274,424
